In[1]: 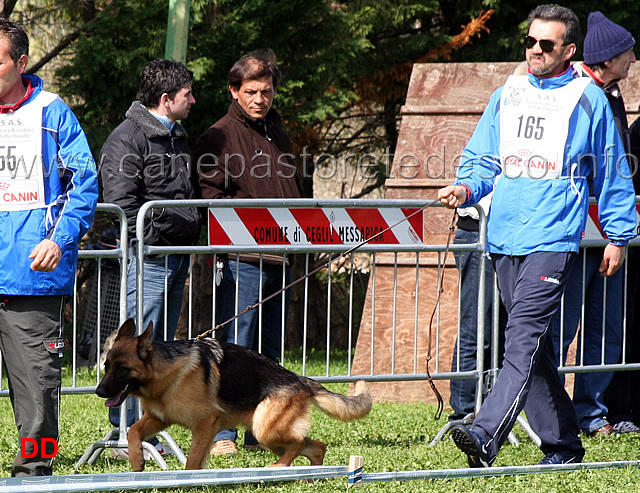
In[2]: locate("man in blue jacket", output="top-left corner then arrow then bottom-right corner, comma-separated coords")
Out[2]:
0,18 -> 98,476
438,4 -> 636,467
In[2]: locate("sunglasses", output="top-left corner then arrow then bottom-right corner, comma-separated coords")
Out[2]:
524,35 -> 566,53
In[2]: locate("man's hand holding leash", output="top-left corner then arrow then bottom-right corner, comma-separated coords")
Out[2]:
438,185 -> 468,209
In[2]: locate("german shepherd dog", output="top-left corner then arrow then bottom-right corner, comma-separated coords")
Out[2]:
96,318 -> 372,471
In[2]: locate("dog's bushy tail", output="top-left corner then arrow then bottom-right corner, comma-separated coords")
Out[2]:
308,379 -> 372,421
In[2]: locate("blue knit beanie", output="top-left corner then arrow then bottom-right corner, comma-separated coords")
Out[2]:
583,11 -> 635,65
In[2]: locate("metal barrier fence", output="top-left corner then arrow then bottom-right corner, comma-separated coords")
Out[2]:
1,198 -> 639,488
0,204 -> 128,397
134,198 -> 484,391
433,198 -> 640,446
4,457 -> 640,491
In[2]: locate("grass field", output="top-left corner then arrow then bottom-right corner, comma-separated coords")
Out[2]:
1,356 -> 640,492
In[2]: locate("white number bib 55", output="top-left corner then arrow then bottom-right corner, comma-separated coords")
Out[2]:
0,91 -> 58,211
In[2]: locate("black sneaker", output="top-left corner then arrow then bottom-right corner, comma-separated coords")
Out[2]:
538,449 -> 584,465
450,424 -> 493,468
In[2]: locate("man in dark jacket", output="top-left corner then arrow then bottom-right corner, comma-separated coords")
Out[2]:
100,59 -> 201,455
575,12 -> 639,436
195,52 -> 302,456
101,59 -> 200,340
550,11 -> 637,438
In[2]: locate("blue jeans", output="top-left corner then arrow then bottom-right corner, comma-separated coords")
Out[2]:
214,258 -> 291,445
604,246 -> 640,425
126,253 -> 190,342
109,253 -> 190,430
450,227 -> 502,420
550,248 -> 623,434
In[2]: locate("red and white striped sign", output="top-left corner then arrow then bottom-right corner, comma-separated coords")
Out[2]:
208,207 -> 424,246
583,204 -> 640,241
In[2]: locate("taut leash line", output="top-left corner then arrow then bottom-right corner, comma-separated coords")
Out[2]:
197,201 -> 458,418
197,200 -> 439,340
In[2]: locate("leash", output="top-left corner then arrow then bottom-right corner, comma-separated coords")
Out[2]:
196,201 -> 458,417
426,210 -> 458,420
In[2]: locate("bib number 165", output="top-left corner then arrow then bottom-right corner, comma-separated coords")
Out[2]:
517,115 -> 545,140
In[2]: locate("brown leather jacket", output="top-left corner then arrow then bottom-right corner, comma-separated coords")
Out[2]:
195,100 -> 302,200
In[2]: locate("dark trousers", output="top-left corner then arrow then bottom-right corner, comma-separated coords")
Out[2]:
604,246 -> 640,425
0,295 -> 65,477
214,259 -> 291,445
470,252 -> 584,461
550,248 -> 623,433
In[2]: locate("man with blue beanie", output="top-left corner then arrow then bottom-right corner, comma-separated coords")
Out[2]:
580,11 -> 635,144
573,11 -> 639,437
550,10 -> 637,438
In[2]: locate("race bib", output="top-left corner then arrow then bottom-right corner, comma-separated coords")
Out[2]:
0,91 -> 58,211
499,75 -> 591,179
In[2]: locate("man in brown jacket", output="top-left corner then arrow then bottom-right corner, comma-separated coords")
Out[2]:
195,52 -> 302,457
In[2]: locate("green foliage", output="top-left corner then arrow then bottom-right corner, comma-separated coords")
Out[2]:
51,0 -> 459,157
449,0 -> 640,64
188,0 -> 363,132
185,0 -> 456,146
55,0 -> 169,151
18,0 -> 640,162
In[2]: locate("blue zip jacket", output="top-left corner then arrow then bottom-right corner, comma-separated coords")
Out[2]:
455,67 -> 636,255
0,74 -> 98,295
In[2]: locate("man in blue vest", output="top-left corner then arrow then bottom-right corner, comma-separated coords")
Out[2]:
0,18 -> 98,476
438,4 -> 636,467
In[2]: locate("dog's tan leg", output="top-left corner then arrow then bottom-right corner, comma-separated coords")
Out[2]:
268,440 -> 305,467
299,438 -> 326,465
128,414 -> 167,472
185,418 -> 220,470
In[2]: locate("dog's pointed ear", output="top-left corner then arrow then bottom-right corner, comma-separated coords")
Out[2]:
137,321 -> 154,362
116,318 -> 137,341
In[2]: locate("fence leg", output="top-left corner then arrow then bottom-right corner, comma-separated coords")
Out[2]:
429,412 -> 474,446
348,455 -> 363,487
158,430 -> 187,465
516,414 -> 541,447
76,428 -> 119,467
76,397 -> 187,469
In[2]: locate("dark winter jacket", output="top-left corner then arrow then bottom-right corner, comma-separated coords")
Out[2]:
194,100 -> 302,200
100,101 -> 201,246
576,62 -> 631,155
575,62 -> 634,194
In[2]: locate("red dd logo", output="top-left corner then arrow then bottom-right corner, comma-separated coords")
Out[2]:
20,438 -> 59,458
